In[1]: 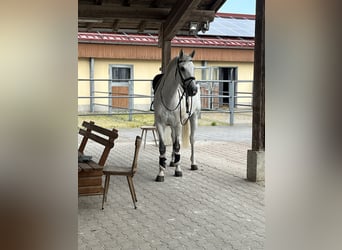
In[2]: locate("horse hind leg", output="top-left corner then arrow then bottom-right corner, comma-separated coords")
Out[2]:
190,140 -> 197,171
190,116 -> 198,171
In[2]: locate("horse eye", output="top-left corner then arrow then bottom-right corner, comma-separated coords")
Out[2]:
180,66 -> 185,71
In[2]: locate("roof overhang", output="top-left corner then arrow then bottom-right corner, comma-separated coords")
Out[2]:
79,0 -> 226,43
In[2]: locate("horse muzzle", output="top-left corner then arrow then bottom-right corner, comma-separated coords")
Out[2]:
185,80 -> 198,96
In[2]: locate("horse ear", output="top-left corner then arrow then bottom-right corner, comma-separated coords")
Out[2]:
179,49 -> 184,58
190,50 -> 195,58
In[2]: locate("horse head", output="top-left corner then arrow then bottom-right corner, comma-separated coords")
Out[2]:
177,50 -> 198,96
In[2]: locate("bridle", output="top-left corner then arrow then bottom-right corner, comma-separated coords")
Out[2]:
160,58 -> 196,124
175,58 -> 196,95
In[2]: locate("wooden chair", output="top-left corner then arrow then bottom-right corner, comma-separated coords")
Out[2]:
102,136 -> 142,209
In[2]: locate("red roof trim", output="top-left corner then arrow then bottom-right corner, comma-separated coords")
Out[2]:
78,33 -> 254,49
78,33 -> 157,45
216,13 -> 255,20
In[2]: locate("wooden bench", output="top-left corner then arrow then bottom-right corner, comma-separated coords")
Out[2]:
78,121 -> 118,196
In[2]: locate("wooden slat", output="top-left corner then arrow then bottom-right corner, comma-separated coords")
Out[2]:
78,162 -> 93,171
78,170 -> 103,177
78,176 -> 102,187
87,161 -> 103,170
82,121 -> 118,139
79,129 -> 114,147
78,186 -> 104,195
78,161 -> 103,171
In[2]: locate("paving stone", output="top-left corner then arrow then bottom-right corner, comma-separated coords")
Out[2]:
78,125 -> 264,250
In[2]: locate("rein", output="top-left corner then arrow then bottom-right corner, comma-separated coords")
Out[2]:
160,84 -> 186,112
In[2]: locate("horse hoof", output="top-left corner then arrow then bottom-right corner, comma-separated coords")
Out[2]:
169,161 -> 175,167
191,165 -> 198,170
175,171 -> 183,177
155,176 -> 164,182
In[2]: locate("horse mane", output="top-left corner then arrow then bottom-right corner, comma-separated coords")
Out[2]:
164,54 -> 192,77
165,57 -> 178,73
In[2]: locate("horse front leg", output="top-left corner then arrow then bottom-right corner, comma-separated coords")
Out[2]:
173,137 -> 182,177
172,127 -> 182,177
156,125 -> 166,182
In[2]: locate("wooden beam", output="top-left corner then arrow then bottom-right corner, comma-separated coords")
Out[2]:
86,22 -> 95,31
158,23 -> 164,47
208,0 -> 226,11
162,0 -> 202,41
79,5 -> 169,21
122,0 -> 130,7
138,21 -> 146,33
78,4 -> 215,20
94,0 -> 102,5
190,9 -> 215,22
161,40 -> 171,73
150,0 -> 162,8
112,19 -> 119,32
80,9 -> 214,23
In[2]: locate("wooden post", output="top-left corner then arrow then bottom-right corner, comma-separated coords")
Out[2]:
161,40 -> 171,73
247,0 -> 265,182
158,24 -> 171,73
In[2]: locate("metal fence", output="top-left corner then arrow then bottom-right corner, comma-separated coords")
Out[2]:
78,78 -> 253,125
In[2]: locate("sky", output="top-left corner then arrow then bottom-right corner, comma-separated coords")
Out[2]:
218,0 -> 256,14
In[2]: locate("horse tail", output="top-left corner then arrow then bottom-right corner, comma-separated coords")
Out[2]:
182,121 -> 190,148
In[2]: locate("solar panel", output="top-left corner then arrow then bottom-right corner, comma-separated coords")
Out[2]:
198,17 -> 255,38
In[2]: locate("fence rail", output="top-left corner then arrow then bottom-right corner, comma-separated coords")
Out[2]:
78,78 -> 253,124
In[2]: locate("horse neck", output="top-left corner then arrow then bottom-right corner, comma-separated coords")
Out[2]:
161,61 -> 181,102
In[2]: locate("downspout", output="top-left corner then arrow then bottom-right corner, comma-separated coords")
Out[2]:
89,57 -> 94,112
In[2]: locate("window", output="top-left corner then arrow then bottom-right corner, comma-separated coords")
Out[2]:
112,67 -> 131,83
